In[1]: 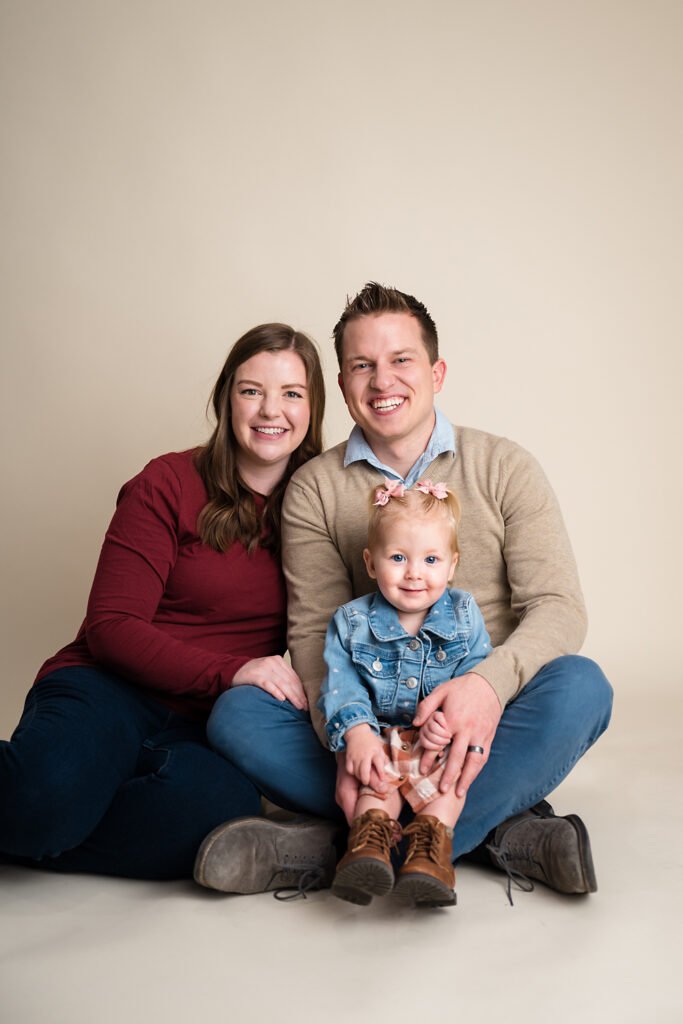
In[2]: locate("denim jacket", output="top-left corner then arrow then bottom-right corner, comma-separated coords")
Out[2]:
319,588 -> 492,752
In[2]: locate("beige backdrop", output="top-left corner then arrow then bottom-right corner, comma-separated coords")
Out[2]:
1,0 -> 681,732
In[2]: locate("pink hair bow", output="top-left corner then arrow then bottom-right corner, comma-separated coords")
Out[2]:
373,478 -> 406,507
415,479 -> 449,500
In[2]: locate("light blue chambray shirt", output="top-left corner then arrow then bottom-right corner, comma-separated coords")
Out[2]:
343,407 -> 455,487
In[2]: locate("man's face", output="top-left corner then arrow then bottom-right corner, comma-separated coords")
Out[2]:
338,313 -> 446,452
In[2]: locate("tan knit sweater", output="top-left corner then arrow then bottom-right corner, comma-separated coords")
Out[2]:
282,425 -> 587,745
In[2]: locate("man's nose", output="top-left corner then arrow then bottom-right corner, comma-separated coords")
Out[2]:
370,360 -> 395,391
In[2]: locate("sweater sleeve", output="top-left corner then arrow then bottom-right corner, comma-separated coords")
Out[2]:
85,460 -> 250,699
282,477 -> 354,744
470,446 -> 587,706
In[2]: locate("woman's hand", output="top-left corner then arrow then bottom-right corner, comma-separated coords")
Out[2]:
344,724 -> 388,791
231,656 -> 308,711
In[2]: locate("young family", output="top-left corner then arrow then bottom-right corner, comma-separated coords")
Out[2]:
0,283 -> 613,907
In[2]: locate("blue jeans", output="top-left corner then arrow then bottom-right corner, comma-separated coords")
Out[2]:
0,667 -> 261,879
207,655 -> 613,859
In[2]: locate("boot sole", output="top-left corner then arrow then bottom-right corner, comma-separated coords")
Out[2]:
393,872 -> 457,907
566,814 -> 598,893
332,857 -> 394,905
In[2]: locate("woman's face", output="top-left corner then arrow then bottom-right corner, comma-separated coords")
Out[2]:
230,349 -> 311,490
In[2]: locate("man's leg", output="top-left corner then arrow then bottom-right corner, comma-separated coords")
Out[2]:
453,655 -> 613,857
454,655 -> 613,896
206,686 -> 342,821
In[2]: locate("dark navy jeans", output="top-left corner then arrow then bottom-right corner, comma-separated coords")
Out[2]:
207,655 -> 613,859
0,667 -> 261,879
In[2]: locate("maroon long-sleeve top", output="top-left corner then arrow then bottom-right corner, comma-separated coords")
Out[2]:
37,450 -> 287,718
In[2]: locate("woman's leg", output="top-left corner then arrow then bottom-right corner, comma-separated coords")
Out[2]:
0,666 -> 261,879
207,686 -> 342,821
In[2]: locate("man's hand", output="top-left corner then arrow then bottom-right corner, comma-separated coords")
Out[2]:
343,724 -> 388,791
413,672 -> 502,798
231,656 -> 308,711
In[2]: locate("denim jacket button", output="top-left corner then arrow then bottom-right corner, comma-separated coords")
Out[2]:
372,658 -> 383,672
436,648 -> 447,662
406,677 -> 418,689
408,639 -> 420,651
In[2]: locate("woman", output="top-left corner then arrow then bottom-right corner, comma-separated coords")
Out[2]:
0,323 -> 324,880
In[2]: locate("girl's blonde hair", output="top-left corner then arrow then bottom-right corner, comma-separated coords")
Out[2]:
367,481 -> 461,555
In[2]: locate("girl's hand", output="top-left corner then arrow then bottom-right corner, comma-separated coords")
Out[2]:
231,656 -> 308,711
344,724 -> 388,791
419,710 -> 452,751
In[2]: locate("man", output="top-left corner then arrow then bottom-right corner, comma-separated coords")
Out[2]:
195,283 -> 612,901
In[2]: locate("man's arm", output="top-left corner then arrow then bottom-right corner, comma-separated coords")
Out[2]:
282,474 -> 354,744
455,439 -> 588,708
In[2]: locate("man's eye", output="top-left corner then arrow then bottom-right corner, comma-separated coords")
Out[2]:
352,362 -> 370,371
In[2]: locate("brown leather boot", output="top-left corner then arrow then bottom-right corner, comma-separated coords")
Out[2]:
394,814 -> 456,907
332,808 -> 401,905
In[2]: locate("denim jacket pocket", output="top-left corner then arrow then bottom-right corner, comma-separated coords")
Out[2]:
350,642 -> 402,714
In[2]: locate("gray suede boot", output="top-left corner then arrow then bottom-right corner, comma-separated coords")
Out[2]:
485,800 -> 597,903
194,816 -> 339,898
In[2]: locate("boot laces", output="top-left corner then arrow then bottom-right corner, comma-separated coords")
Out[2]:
272,863 -> 329,901
403,819 -> 440,865
486,816 -> 539,906
351,815 -> 401,855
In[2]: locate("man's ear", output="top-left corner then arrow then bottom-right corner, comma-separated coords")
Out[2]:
432,358 -> 447,394
338,371 -> 346,402
363,548 -> 376,579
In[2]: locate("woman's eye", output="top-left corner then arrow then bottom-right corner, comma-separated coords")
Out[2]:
240,388 -> 260,396
284,390 -> 303,399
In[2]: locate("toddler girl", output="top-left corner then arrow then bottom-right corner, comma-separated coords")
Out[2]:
319,479 -> 491,907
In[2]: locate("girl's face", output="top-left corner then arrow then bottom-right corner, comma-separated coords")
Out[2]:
363,512 -> 458,622
231,350 -> 310,489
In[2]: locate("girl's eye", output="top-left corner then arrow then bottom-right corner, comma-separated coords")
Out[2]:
425,556 -> 438,565
390,554 -> 406,563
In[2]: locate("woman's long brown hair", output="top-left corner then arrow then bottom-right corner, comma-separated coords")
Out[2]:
194,323 -> 325,554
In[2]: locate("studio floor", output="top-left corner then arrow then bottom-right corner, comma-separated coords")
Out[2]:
1,694 -> 680,1024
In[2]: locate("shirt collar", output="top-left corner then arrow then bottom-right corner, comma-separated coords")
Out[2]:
343,408 -> 456,487
367,589 -> 459,642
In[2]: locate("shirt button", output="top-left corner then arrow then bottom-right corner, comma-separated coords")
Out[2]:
401,742 -> 409,751
408,639 -> 420,651
406,677 -> 418,689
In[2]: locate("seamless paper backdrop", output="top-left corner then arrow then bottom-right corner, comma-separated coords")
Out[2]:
1,0 -> 681,729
